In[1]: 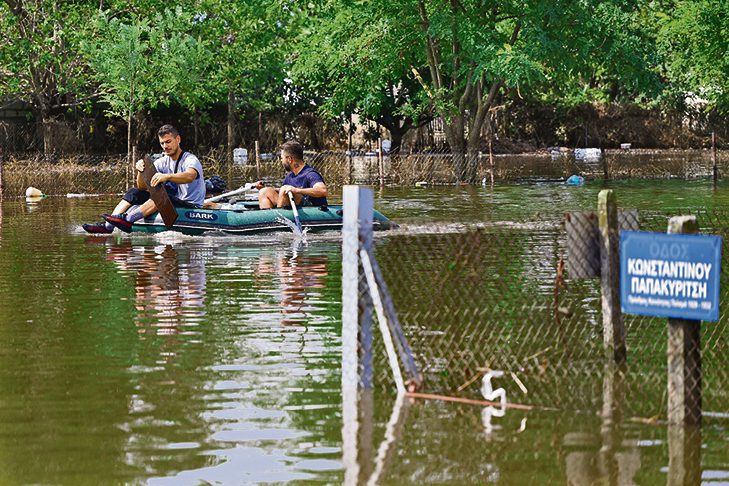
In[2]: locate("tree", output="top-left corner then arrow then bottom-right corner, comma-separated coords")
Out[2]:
195,0 -> 288,162
657,0 -> 729,114
293,0 -> 658,182
0,0 -> 95,155
84,8 -> 213,164
290,1 -> 430,151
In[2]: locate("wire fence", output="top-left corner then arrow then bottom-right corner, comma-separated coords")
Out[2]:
1,146 -> 727,198
364,204 -> 728,423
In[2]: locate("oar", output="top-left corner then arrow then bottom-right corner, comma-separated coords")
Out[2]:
204,183 -> 256,204
288,191 -> 303,233
140,155 -> 177,228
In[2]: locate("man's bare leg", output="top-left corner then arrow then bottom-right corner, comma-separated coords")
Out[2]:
258,187 -> 278,209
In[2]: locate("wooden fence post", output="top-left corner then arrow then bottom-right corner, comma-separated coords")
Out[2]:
598,190 -> 626,363
378,138 -> 384,187
255,141 -> 261,180
0,146 -> 4,201
666,216 -> 702,426
711,132 -> 718,185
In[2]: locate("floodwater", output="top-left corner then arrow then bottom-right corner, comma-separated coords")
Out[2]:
0,177 -> 727,484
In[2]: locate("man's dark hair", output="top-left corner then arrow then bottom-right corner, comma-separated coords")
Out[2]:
158,124 -> 179,137
281,140 -> 304,161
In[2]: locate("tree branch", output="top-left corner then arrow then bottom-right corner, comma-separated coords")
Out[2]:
417,0 -> 442,91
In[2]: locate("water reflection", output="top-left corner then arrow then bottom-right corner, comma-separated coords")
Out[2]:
253,242 -> 329,326
102,241 -> 207,330
76,237 -> 342,483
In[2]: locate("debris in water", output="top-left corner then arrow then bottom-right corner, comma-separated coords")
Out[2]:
25,186 -> 44,197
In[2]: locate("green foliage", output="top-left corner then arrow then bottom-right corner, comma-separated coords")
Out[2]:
84,8 -> 213,121
0,0 -> 95,111
657,0 -> 729,113
195,0 -> 289,113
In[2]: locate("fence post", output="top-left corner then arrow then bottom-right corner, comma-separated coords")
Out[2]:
255,140 -> 261,180
665,216 -> 703,486
711,131 -> 717,185
666,216 -> 702,426
598,190 -> 626,363
0,146 -> 4,201
378,138 -> 384,187
341,185 -> 374,485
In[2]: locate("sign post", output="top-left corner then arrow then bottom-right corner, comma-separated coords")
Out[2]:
620,217 -> 720,427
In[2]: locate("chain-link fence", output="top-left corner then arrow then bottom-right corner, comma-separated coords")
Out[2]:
1,147 -> 727,198
361,203 -> 728,424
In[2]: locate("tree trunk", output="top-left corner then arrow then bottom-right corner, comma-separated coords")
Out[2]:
443,114 -> 470,182
127,109 -> 133,190
227,89 -> 236,167
193,109 -> 199,148
127,109 -> 133,166
41,111 -> 53,159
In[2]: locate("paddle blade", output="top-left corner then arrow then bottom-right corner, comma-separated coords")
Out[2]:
140,155 -> 178,228
288,192 -> 303,233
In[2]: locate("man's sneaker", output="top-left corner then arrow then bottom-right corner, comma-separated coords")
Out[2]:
82,222 -> 113,234
102,213 -> 133,233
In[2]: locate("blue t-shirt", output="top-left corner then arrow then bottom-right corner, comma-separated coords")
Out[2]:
283,164 -> 328,206
154,151 -> 205,207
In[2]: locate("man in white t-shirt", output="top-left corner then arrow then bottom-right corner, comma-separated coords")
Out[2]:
83,124 -> 205,234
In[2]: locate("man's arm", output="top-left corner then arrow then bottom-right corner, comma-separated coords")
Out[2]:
135,159 -> 148,189
282,182 -> 328,198
150,167 -> 198,187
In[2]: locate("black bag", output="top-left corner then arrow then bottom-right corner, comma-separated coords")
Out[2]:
205,176 -> 227,193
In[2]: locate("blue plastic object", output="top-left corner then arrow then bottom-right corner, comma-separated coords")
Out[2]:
565,175 -> 584,185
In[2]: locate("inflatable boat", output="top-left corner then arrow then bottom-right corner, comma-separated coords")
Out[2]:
130,203 -> 395,236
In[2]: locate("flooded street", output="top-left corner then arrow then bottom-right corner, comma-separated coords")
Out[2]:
0,179 -> 727,484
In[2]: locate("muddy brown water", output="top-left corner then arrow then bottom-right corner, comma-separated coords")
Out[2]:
0,177 -> 727,484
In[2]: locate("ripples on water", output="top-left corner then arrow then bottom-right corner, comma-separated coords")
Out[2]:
0,179 -> 727,484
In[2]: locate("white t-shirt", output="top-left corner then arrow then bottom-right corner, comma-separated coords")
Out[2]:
154,151 -> 205,206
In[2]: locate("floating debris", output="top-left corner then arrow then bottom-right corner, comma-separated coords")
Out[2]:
25,186 -> 44,197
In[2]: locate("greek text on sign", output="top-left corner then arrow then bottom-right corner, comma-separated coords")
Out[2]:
620,231 -> 721,321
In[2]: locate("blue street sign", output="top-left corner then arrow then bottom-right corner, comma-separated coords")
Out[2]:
620,231 -> 722,321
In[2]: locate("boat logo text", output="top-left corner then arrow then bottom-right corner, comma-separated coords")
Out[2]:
186,211 -> 218,221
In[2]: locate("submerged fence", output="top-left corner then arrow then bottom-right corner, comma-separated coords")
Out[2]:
341,186 -> 726,484
0,148 -> 727,198
343,187 -> 729,423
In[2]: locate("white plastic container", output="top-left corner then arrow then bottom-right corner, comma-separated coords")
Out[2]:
574,148 -> 602,160
233,148 -> 248,165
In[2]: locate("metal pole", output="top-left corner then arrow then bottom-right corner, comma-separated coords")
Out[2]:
598,190 -> 626,363
342,185 -> 374,485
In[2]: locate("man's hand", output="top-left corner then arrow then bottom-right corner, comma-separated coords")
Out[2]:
279,184 -> 298,196
254,180 -> 265,190
150,172 -> 169,187
135,159 -> 146,172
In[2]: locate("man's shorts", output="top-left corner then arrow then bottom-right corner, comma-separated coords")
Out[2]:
122,188 -> 201,209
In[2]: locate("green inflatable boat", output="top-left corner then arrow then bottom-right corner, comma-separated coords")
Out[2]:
130,203 -> 395,236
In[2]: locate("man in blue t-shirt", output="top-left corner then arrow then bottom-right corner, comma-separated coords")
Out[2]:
256,140 -> 328,208
82,124 -> 205,233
